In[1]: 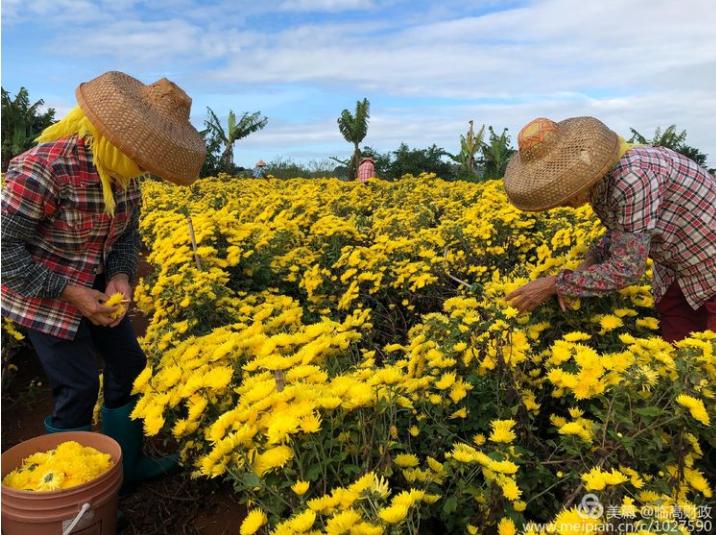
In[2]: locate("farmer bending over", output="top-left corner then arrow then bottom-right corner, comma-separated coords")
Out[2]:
1,71 -> 206,489
504,117 -> 715,342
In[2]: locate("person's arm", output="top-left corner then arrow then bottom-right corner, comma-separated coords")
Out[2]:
582,232 -> 611,267
105,202 -> 141,284
556,231 -> 650,296
103,201 -> 141,327
506,231 -> 650,312
559,166 -> 658,296
1,154 -> 69,298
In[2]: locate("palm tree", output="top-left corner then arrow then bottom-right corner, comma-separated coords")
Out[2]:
2,87 -> 56,170
337,98 -> 370,179
204,108 -> 268,169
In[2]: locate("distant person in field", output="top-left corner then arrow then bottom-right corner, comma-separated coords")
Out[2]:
253,159 -> 268,178
504,116 -> 716,342
357,155 -> 376,183
1,71 -> 206,490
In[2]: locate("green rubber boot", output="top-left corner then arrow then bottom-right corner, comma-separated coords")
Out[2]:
45,415 -> 129,531
44,416 -> 92,433
100,399 -> 178,493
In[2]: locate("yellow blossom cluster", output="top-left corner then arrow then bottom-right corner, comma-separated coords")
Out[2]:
131,175 -> 715,534
2,441 -> 114,491
104,292 -> 127,320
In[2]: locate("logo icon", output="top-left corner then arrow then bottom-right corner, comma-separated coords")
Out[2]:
577,493 -> 604,519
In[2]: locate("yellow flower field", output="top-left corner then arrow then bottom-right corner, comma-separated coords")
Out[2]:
131,174 -> 715,534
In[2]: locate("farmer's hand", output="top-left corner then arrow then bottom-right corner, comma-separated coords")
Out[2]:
506,276 -> 557,313
105,274 -> 132,327
61,284 -> 116,326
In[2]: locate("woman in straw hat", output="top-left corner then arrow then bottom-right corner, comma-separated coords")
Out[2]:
1,71 -> 205,490
504,117 -> 716,342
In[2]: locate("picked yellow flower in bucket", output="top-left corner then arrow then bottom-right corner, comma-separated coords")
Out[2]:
104,292 -> 128,320
2,441 -> 114,492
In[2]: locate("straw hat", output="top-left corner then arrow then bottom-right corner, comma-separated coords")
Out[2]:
503,117 -> 620,211
76,71 -> 206,185
256,160 -> 267,167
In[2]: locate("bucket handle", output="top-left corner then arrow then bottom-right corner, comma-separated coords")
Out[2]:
62,502 -> 92,535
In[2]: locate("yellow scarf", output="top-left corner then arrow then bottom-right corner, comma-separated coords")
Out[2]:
617,136 -> 642,160
36,106 -> 143,215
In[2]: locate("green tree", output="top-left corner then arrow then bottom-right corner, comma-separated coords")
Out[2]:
481,126 -> 515,180
385,143 -> 455,181
198,127 -> 227,177
629,125 -> 709,168
204,107 -> 268,170
337,98 -> 370,179
1,87 -> 56,170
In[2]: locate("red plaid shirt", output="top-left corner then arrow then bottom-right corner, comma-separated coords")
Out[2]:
1,136 -> 141,339
558,147 -> 716,309
357,160 -> 376,183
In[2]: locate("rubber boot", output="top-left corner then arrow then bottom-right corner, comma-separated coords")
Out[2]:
100,399 -> 177,493
44,415 -> 130,531
44,416 -> 92,433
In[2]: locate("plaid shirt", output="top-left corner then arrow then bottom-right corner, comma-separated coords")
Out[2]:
1,136 -> 142,339
557,147 -> 716,309
357,160 -> 376,183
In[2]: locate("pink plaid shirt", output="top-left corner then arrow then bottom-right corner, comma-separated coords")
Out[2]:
357,160 -> 375,183
557,147 -> 716,309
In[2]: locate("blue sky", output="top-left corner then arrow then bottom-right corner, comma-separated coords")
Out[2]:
3,0 -> 716,169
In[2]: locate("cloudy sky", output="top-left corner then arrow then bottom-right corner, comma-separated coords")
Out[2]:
3,0 -> 716,169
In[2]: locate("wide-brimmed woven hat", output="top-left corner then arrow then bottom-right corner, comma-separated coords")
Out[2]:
256,160 -> 267,167
76,71 -> 206,185
503,117 -> 620,211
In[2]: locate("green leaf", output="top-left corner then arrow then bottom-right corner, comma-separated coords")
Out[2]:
306,465 -> 322,480
242,472 -> 260,488
442,496 -> 458,514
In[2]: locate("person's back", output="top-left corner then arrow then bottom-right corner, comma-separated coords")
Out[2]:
357,157 -> 376,183
591,145 -> 716,308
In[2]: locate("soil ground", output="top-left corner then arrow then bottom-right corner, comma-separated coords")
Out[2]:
1,255 -> 246,534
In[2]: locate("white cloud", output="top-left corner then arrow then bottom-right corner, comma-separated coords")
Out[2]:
211,0 -> 716,98
6,0 -> 716,165
53,19 -> 260,66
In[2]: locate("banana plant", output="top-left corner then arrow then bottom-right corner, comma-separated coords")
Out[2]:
337,98 -> 370,179
448,121 -> 485,179
204,107 -> 268,168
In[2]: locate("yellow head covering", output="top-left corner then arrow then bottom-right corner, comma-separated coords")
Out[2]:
36,106 -> 143,215
617,136 -> 642,160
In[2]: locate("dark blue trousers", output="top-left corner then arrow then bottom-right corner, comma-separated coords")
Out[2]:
26,278 -> 146,428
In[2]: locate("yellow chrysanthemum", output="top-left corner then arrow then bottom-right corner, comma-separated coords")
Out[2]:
240,509 -> 268,535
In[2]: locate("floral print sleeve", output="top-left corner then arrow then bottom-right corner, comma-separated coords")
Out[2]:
586,232 -> 611,264
556,231 -> 651,297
